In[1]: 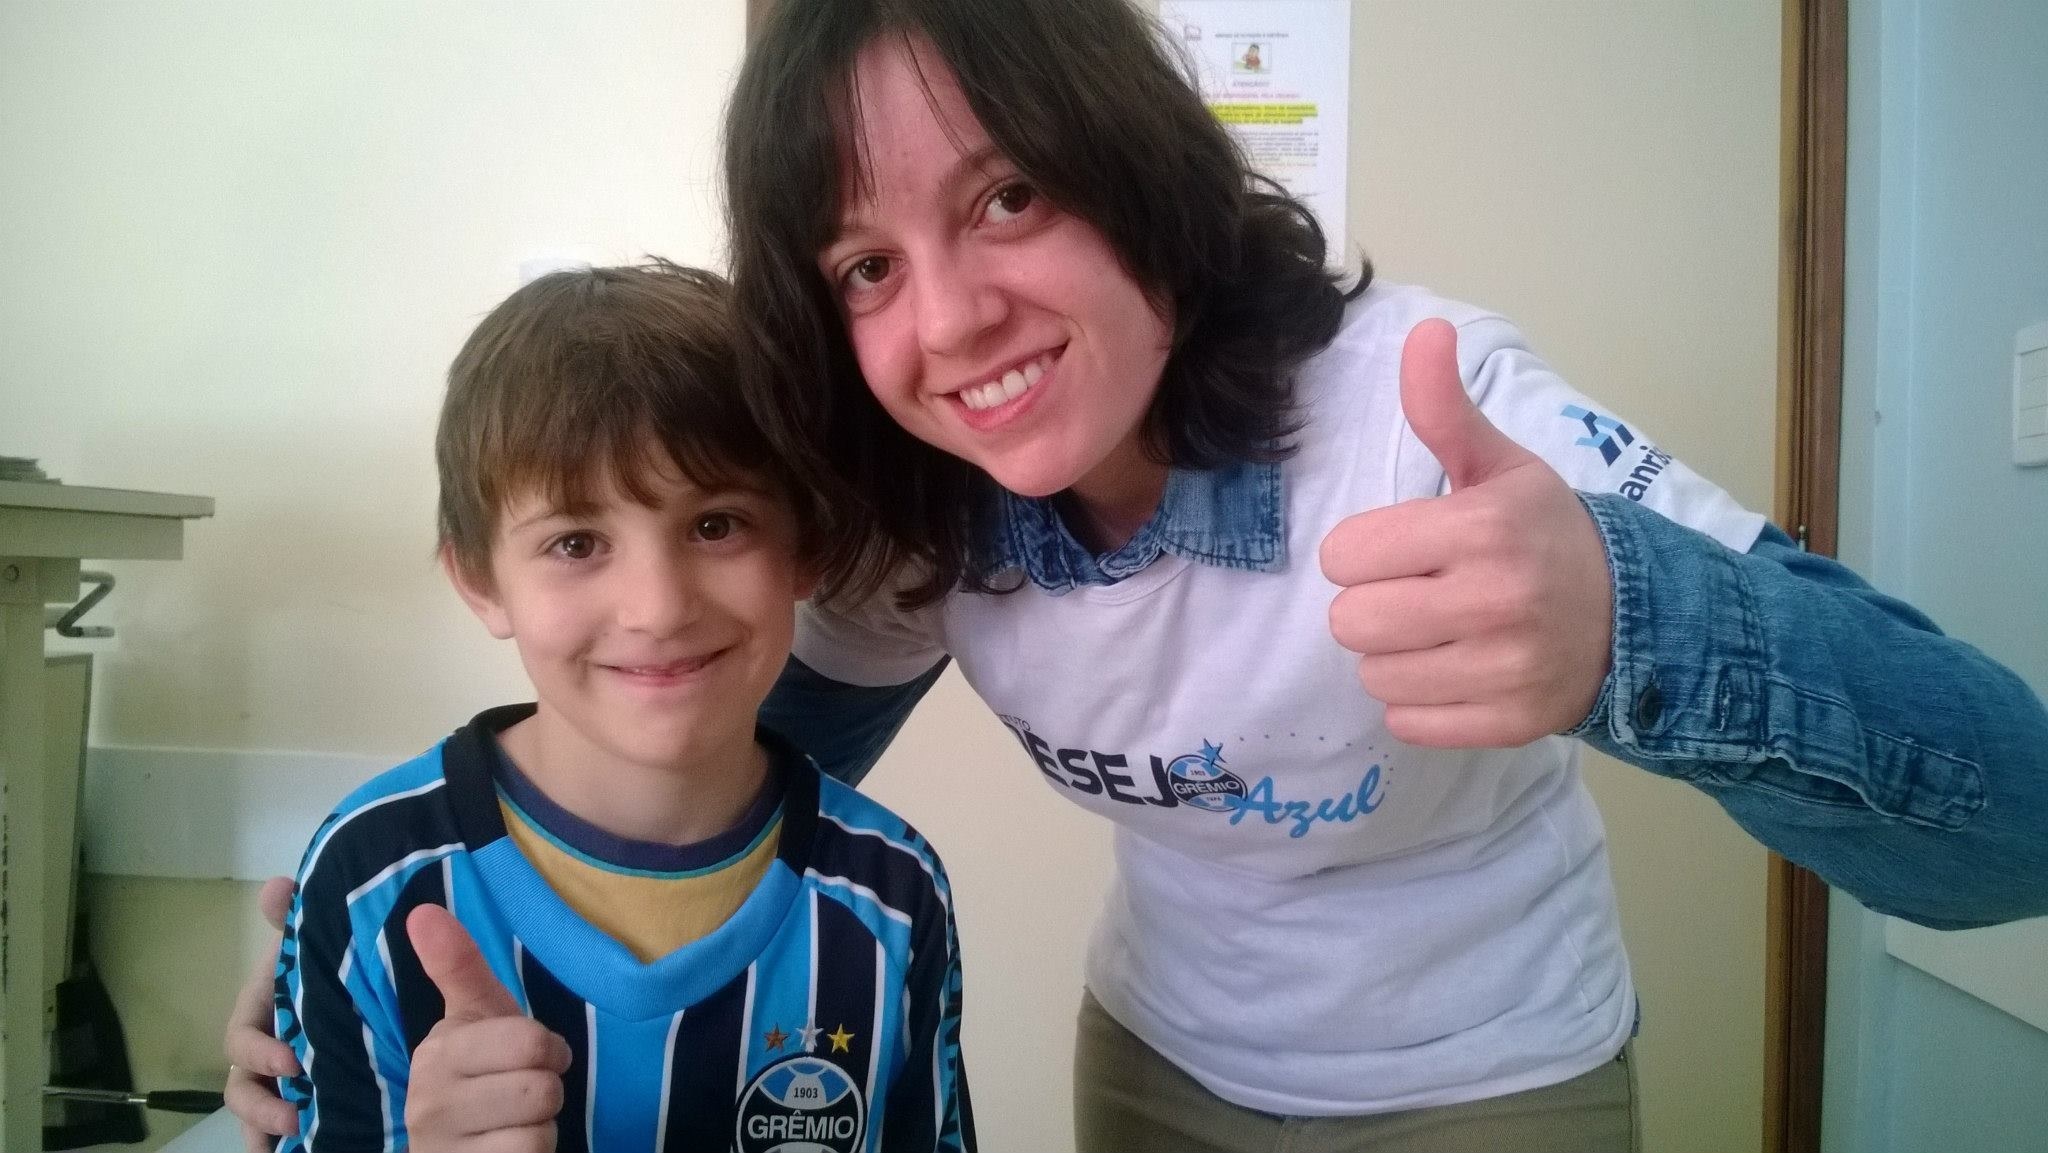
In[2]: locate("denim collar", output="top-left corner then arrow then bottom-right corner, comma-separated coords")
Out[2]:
979,459 -> 1286,593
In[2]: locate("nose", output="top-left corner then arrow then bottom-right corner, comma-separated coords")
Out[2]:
612,545 -> 698,636
912,248 -> 1007,357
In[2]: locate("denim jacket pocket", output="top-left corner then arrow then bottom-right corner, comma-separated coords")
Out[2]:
1710,677 -> 1988,830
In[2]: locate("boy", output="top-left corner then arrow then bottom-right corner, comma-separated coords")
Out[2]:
274,262 -> 973,1153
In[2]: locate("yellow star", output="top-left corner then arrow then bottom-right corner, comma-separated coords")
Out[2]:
827,1024 -> 855,1053
763,1025 -> 788,1052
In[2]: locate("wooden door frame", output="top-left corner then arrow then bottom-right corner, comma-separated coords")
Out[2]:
1767,0 -> 1847,1150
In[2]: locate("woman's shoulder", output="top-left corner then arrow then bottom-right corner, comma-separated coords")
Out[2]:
1319,281 -> 1524,362
795,573 -> 952,686
1295,282 -> 1534,413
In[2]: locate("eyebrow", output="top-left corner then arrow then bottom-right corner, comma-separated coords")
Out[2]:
832,142 -> 1010,241
502,506 -> 581,536
501,478 -> 774,535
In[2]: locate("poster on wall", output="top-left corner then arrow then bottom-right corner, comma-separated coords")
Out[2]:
1158,0 -> 1351,261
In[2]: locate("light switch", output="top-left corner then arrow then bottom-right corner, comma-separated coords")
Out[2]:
2018,322 -> 2048,467
2018,403 -> 2048,440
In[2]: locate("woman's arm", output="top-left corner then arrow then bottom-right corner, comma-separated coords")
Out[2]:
758,653 -> 951,786
1572,494 -> 2048,929
1328,317 -> 2046,928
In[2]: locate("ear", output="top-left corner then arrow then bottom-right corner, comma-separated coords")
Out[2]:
440,544 -> 515,640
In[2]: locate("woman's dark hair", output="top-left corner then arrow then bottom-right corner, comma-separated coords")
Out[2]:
726,0 -> 1369,608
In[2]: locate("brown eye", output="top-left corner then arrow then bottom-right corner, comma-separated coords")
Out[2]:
695,514 -> 735,542
987,183 -> 1035,222
849,256 -> 891,287
553,533 -> 596,560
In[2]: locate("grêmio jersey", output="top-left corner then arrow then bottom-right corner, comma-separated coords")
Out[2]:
274,707 -> 972,1153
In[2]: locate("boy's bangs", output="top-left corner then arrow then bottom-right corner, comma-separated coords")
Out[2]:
485,368 -> 781,524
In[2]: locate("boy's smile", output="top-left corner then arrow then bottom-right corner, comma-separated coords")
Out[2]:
448,456 -> 812,844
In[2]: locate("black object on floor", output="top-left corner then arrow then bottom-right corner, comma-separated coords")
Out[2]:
43,882 -> 148,1148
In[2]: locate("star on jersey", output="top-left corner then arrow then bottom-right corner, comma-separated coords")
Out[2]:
796,1021 -> 823,1053
827,1024 -> 856,1054
763,1025 -> 789,1052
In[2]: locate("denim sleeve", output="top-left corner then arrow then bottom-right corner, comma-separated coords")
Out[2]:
1567,491 -> 2048,930
758,653 -> 951,787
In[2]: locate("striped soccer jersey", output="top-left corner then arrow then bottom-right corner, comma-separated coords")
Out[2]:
275,706 -> 972,1153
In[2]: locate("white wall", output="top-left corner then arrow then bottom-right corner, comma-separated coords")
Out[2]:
1349,4 -> 1781,1151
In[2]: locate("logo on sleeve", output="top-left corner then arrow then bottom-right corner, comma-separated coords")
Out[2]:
1562,404 -> 1674,501
1562,404 -> 1634,465
736,1054 -> 866,1153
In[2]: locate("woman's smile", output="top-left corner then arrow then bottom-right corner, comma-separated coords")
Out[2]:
950,347 -> 1057,414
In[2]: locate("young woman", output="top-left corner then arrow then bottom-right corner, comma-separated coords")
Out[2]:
725,2 -> 2048,1148
229,1 -> 2048,1149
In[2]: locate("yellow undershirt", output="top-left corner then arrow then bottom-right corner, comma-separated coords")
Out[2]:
498,796 -> 781,963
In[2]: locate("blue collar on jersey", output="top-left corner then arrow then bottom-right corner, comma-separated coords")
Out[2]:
443,704 -> 821,1019
978,459 -> 1286,593
487,722 -> 784,877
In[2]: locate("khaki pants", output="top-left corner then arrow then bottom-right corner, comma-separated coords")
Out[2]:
1073,992 -> 1640,1153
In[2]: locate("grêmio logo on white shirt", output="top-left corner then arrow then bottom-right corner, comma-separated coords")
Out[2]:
996,717 -> 1386,839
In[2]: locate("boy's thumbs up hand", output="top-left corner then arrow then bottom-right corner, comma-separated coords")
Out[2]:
404,904 -> 568,1153
411,903 -> 526,1022
1319,318 -> 1615,748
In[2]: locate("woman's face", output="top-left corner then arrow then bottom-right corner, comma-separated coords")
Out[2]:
817,37 -> 1174,509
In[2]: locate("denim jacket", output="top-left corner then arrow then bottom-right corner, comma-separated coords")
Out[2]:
765,465 -> 2048,931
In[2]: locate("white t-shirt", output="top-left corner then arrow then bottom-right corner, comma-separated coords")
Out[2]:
795,283 -> 1767,1115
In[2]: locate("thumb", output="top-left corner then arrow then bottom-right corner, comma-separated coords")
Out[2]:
1400,318 -> 1535,490
406,903 -> 523,1023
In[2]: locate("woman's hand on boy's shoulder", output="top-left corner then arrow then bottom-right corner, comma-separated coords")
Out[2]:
404,904 -> 572,1153
225,876 -> 303,1151
1321,319 -> 1614,748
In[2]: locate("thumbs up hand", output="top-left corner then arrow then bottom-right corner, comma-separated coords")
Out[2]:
403,904 -> 569,1153
1319,318 -> 1615,748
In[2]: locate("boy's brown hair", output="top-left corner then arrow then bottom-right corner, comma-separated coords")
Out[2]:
435,260 -> 831,586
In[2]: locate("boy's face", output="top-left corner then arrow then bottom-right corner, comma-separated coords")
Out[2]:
448,457 -> 811,779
